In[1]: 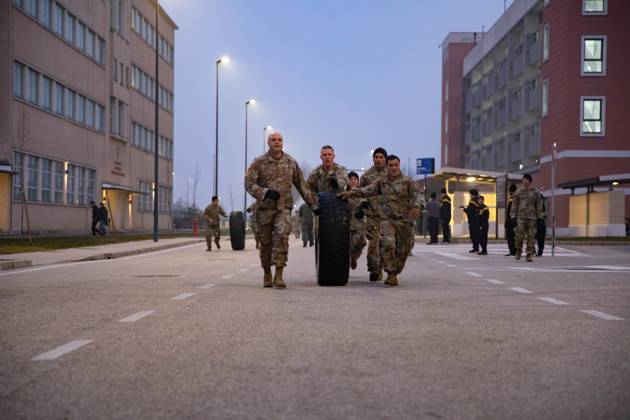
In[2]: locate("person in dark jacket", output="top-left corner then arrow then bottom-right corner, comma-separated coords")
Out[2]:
439,188 -> 452,243
535,191 -> 547,256
426,192 -> 440,244
464,189 -> 480,252
97,203 -> 108,235
504,184 -> 518,256
478,196 -> 490,255
91,201 -> 99,236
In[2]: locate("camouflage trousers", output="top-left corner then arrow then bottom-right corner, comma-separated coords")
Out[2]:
515,218 -> 537,256
205,225 -> 220,249
380,219 -> 414,275
351,229 -> 367,261
365,216 -> 383,273
256,208 -> 292,268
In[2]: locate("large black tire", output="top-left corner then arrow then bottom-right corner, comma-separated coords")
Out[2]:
316,192 -> 350,286
229,211 -> 245,251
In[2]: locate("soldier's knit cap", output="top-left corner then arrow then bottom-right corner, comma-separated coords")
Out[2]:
469,189 -> 479,196
348,171 -> 359,179
522,173 -> 533,182
509,184 -> 518,193
373,147 -> 388,158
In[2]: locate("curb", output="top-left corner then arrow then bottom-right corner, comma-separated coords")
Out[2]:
71,239 -> 204,262
0,259 -> 33,271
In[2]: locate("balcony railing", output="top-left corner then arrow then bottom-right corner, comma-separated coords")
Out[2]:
526,32 -> 542,66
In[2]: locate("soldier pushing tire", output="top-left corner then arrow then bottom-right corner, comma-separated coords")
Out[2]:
315,192 -> 351,286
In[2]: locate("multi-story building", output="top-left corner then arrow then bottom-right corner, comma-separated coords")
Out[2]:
0,0 -> 177,234
441,0 -> 630,235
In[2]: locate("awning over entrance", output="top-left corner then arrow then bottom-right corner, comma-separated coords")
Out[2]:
0,162 -> 16,174
101,182 -> 145,194
559,173 -> 630,192
432,166 -> 522,183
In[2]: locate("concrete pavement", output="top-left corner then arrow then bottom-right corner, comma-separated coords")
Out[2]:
0,238 -> 629,419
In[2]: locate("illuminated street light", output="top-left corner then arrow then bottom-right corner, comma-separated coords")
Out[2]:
214,55 -> 230,197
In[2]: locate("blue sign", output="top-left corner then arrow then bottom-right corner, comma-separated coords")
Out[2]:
416,158 -> 435,175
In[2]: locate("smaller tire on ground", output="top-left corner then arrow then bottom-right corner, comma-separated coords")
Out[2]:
229,211 -> 245,251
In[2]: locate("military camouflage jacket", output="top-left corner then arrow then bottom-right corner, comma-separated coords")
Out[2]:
510,187 -> 543,221
350,173 -> 421,223
348,196 -> 367,232
203,204 -> 227,226
299,202 -> 314,226
359,165 -> 387,218
245,151 -> 315,210
307,163 -> 349,194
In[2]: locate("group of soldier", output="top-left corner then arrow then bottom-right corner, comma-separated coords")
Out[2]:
238,131 -> 422,289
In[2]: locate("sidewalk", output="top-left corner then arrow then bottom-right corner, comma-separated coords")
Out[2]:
0,237 -> 204,270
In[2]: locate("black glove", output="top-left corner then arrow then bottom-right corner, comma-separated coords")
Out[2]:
264,189 -> 280,201
312,207 -> 321,216
355,210 -> 365,219
329,178 -> 339,190
359,201 -> 370,210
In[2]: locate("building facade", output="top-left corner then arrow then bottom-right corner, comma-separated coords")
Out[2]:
0,0 -> 177,234
441,0 -> 630,235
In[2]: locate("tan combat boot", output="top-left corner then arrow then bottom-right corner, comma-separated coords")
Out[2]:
384,272 -> 398,287
215,239 -> 221,249
526,254 -> 533,262
351,257 -> 357,270
273,267 -> 286,289
263,267 -> 273,288
515,252 -> 521,260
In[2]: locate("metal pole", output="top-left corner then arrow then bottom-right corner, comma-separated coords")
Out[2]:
214,60 -> 219,197
244,102 -> 249,217
423,173 -> 428,238
551,142 -> 556,256
153,0 -> 159,242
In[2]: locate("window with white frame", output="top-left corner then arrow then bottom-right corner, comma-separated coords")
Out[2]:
580,97 -> 605,136
66,164 -> 75,204
53,3 -> 64,35
53,161 -> 64,203
110,97 -> 126,138
581,36 -> 606,75
444,112 -> 448,134
77,166 -> 86,205
42,76 -> 52,110
12,151 -> 23,200
444,81 -> 449,101
28,68 -> 39,105
542,79 -> 549,117
543,24 -> 549,61
55,82 -> 64,115
41,158 -> 52,202
582,0 -> 607,15
13,62 -> 24,98
27,155 -> 39,201
64,12 -> 74,44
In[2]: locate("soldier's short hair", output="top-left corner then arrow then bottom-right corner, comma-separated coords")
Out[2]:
522,173 -> 533,182
373,147 -> 388,158
212,196 -> 218,201
478,195 -> 485,201
321,145 -> 334,152
386,155 -> 400,163
440,188 -> 447,194
348,171 -> 359,180
430,192 -> 437,199
509,183 -> 517,193
469,189 -> 479,196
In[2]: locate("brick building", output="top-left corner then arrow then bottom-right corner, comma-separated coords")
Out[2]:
441,0 -> 630,236
0,0 -> 177,234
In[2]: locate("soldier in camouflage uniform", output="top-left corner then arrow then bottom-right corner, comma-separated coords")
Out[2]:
346,171 -> 368,270
360,147 -> 388,282
510,173 -> 543,262
244,131 -> 317,288
339,155 -> 422,287
246,203 -> 259,249
306,145 -> 349,196
203,196 -> 227,251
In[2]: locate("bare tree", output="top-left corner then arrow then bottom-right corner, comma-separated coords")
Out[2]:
191,161 -> 200,210
16,108 -> 32,244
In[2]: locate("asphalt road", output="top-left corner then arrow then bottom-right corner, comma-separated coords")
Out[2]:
1,238 -> 629,419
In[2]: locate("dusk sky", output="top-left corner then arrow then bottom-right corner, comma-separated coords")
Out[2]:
160,0 -> 511,211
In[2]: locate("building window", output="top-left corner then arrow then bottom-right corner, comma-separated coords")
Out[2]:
543,24 -> 549,62
582,0 -> 607,15
542,79 -> 549,117
66,164 -> 75,204
110,97 -> 126,137
28,68 -> 39,105
445,81 -> 449,101
95,104 -> 104,131
40,0 -> 52,27
77,167 -> 86,205
580,97 -> 605,136
55,82 -> 64,115
24,0 -> 37,16
12,151 -> 23,200
444,112 -> 448,134
13,62 -> 24,98
76,95 -> 85,124
581,36 -> 606,76
54,3 -> 64,35
42,76 -> 52,110
85,29 -> 94,58
64,12 -> 75,44
54,161 -> 64,203
76,21 -> 85,50
27,155 -> 39,201
86,99 -> 94,128
87,169 -> 96,203
66,89 -> 75,119
41,158 -> 52,202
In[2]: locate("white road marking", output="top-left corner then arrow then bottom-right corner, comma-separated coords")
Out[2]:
446,264 -> 457,268
485,279 -> 505,285
538,297 -> 569,306
221,274 -> 235,279
119,310 -> 155,322
580,310 -> 624,321
198,283 -> 216,289
32,340 -> 92,361
587,265 -> 630,271
465,271 -> 482,277
510,287 -> 533,294
509,266 -> 630,273
171,292 -> 195,301
238,268 -> 249,272
433,252 -> 477,261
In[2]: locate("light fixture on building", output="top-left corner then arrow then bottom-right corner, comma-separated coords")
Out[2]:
612,181 -> 619,186
466,176 -> 476,182
518,163 -> 524,170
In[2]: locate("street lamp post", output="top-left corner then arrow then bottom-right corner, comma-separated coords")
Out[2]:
214,56 -> 229,197
263,125 -> 272,154
551,141 -> 557,257
244,99 -> 256,217
153,0 -> 159,242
